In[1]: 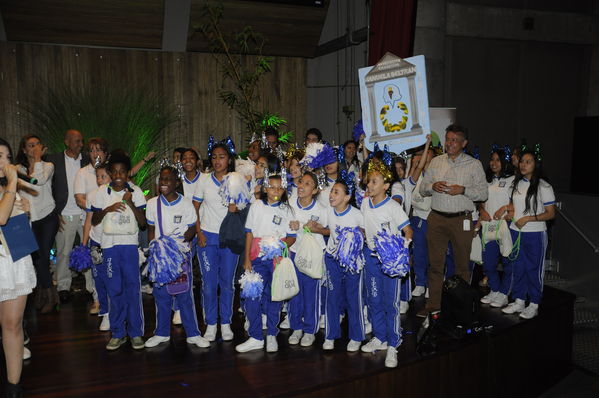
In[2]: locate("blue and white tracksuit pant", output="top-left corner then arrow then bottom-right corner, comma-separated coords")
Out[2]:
244,258 -> 282,340
152,271 -> 200,338
510,230 -> 547,304
103,245 -> 144,338
410,216 -> 429,288
324,253 -> 365,342
198,231 -> 239,326
364,247 -> 402,348
90,239 -> 109,316
481,240 -> 513,295
288,252 -> 321,335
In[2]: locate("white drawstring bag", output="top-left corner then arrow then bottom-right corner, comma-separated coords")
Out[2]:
497,220 -> 513,257
294,228 -> 324,279
470,235 -> 483,264
102,203 -> 138,235
481,220 -> 500,244
271,256 -> 299,301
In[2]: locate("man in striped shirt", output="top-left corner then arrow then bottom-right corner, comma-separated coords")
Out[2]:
418,124 -> 487,317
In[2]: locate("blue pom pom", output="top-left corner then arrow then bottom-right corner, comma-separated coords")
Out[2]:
352,120 -> 364,142
239,270 -> 264,300
147,235 -> 187,285
69,245 -> 92,272
333,226 -> 364,274
259,237 -> 286,260
372,230 -> 410,277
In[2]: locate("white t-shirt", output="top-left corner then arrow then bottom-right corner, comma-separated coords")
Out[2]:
361,196 -> 410,250
411,175 -> 431,220
510,178 -> 555,232
289,198 -> 328,253
391,181 -> 405,203
326,205 -> 364,255
182,172 -> 201,199
317,176 -> 335,208
485,175 -> 515,216
18,162 -> 55,222
63,152 -> 83,216
245,200 -> 296,239
74,164 -> 98,196
193,172 -> 228,234
91,183 -> 146,249
146,194 -> 196,243
85,187 -> 103,245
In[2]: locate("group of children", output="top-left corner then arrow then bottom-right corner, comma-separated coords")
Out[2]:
78,128 -> 555,370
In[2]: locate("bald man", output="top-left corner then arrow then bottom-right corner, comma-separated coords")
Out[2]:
47,130 -> 91,303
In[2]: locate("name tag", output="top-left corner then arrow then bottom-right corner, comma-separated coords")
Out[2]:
463,219 -> 471,231
272,215 -> 282,225
173,215 -> 182,224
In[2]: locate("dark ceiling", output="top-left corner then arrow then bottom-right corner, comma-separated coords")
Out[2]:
0,0 -> 329,57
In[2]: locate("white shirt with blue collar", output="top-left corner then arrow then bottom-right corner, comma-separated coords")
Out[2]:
289,197 -> 329,253
182,172 -> 202,199
326,205 -> 364,255
510,177 -> 555,233
486,175 -> 515,216
361,195 -> 410,251
244,200 -> 296,240
146,193 -> 197,243
193,172 -> 228,234
317,176 -> 336,208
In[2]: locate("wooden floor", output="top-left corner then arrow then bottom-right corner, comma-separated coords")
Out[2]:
13,284 -> 575,398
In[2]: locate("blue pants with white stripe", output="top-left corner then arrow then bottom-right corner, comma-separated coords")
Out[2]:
481,240 -> 513,295
198,231 -> 239,326
152,271 -> 200,338
324,254 -> 365,342
103,245 -> 144,339
364,247 -> 402,348
410,216 -> 429,287
244,258 -> 282,340
288,252 -> 321,335
510,230 -> 547,304
90,240 -> 109,316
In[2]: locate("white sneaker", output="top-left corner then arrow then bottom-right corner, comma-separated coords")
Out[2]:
221,324 -> 234,341
400,301 -> 409,314
412,286 -> 426,297
323,339 -> 334,350
235,337 -> 264,353
519,303 -> 539,319
288,330 -> 303,345
360,337 -> 387,353
145,335 -> 170,348
490,293 -> 509,308
319,314 -> 325,329
502,299 -> 526,314
187,335 -> 211,348
480,291 -> 498,304
279,315 -> 290,329
23,346 -> 31,360
172,310 -> 182,325
99,314 -> 110,331
364,321 -> 372,335
300,333 -> 315,347
385,346 -> 398,368
262,314 -> 267,330
266,335 -> 278,352
204,324 -> 217,342
347,340 -> 362,352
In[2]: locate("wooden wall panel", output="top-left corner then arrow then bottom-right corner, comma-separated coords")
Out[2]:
0,42 -> 307,158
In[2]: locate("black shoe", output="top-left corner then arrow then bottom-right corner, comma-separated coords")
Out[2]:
6,382 -> 23,398
58,290 -> 71,304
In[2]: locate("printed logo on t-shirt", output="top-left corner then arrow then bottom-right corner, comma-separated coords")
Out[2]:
499,181 -> 506,188
173,215 -> 182,224
381,221 -> 391,231
272,215 -> 282,225
310,215 -> 320,222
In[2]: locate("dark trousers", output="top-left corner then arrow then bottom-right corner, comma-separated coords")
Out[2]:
425,211 -> 473,310
31,211 -> 59,288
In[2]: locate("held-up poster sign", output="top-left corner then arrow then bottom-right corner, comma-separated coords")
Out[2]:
358,53 -> 430,154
